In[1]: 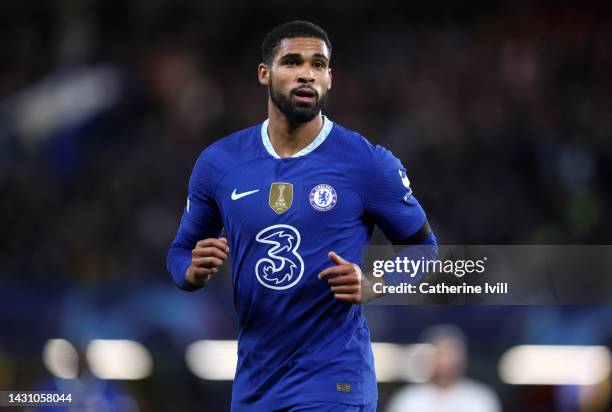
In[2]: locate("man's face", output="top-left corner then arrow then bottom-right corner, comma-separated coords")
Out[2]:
431,337 -> 466,385
259,37 -> 332,123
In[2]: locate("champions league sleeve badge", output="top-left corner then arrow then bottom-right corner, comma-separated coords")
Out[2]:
309,184 -> 337,211
399,169 -> 413,203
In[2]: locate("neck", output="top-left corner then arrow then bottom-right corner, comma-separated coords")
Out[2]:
267,100 -> 323,158
432,375 -> 460,390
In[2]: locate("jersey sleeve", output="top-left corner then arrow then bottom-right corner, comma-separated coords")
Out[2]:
364,146 -> 432,244
167,150 -> 223,291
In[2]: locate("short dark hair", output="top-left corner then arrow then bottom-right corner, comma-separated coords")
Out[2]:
261,20 -> 332,65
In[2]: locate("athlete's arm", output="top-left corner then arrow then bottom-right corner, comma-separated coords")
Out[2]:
319,146 -> 437,302
364,146 -> 438,285
167,151 -> 226,291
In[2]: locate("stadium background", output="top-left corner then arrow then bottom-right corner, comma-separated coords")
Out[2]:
1,0 -> 611,410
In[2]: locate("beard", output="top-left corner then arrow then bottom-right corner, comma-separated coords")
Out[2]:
268,78 -> 329,124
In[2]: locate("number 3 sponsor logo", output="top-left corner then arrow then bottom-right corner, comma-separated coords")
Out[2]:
254,224 -> 304,290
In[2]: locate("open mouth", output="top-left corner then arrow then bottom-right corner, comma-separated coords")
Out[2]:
293,87 -> 317,104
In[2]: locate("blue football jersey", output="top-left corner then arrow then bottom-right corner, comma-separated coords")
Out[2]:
167,116 -> 434,411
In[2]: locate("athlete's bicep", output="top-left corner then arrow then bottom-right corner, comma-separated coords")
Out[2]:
167,153 -> 223,291
173,195 -> 223,248
173,154 -> 223,249
364,147 -> 432,244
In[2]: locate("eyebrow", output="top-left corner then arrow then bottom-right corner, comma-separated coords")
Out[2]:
279,53 -> 329,62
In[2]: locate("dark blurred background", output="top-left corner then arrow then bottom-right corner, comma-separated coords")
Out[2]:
1,0 -> 611,411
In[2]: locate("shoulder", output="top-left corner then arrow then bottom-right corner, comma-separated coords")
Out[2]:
320,121 -> 404,196
456,379 -> 501,407
328,122 -> 375,155
199,123 -> 261,162
387,384 -> 433,411
459,378 -> 496,395
192,123 -> 263,180
457,378 -> 498,393
328,122 -> 400,166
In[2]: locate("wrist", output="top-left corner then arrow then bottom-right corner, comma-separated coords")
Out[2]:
363,272 -> 385,302
185,266 -> 208,288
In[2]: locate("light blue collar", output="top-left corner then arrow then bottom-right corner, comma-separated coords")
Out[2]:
261,115 -> 333,158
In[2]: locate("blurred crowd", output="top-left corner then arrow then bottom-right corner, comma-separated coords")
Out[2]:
1,2 -> 611,410
1,0 -> 610,281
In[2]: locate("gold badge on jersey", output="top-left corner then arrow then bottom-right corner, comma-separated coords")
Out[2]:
269,182 -> 293,214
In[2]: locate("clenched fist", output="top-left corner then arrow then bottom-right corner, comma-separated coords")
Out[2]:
318,251 -> 381,304
185,237 -> 229,287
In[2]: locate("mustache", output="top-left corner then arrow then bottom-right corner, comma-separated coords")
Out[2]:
291,86 -> 319,98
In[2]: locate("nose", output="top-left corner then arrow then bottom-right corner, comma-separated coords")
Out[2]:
297,66 -> 315,83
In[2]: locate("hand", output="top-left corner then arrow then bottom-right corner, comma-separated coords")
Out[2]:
319,251 -> 380,304
186,237 -> 229,287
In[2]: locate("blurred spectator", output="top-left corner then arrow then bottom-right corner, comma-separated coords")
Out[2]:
386,325 -> 501,412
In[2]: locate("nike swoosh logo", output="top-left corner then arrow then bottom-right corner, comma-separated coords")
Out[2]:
231,189 -> 260,200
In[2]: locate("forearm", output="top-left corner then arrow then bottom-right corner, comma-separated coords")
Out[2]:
361,271 -> 385,302
383,231 -> 438,286
167,244 -> 201,291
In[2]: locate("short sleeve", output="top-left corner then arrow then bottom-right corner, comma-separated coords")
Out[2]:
364,146 -> 428,243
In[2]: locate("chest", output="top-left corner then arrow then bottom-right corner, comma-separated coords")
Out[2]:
215,158 -> 365,234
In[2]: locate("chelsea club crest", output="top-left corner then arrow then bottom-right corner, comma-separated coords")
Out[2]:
309,184 -> 337,211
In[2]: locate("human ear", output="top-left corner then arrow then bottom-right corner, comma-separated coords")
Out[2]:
258,63 -> 270,86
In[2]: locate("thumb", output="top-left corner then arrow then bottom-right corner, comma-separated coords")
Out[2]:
329,251 -> 349,266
